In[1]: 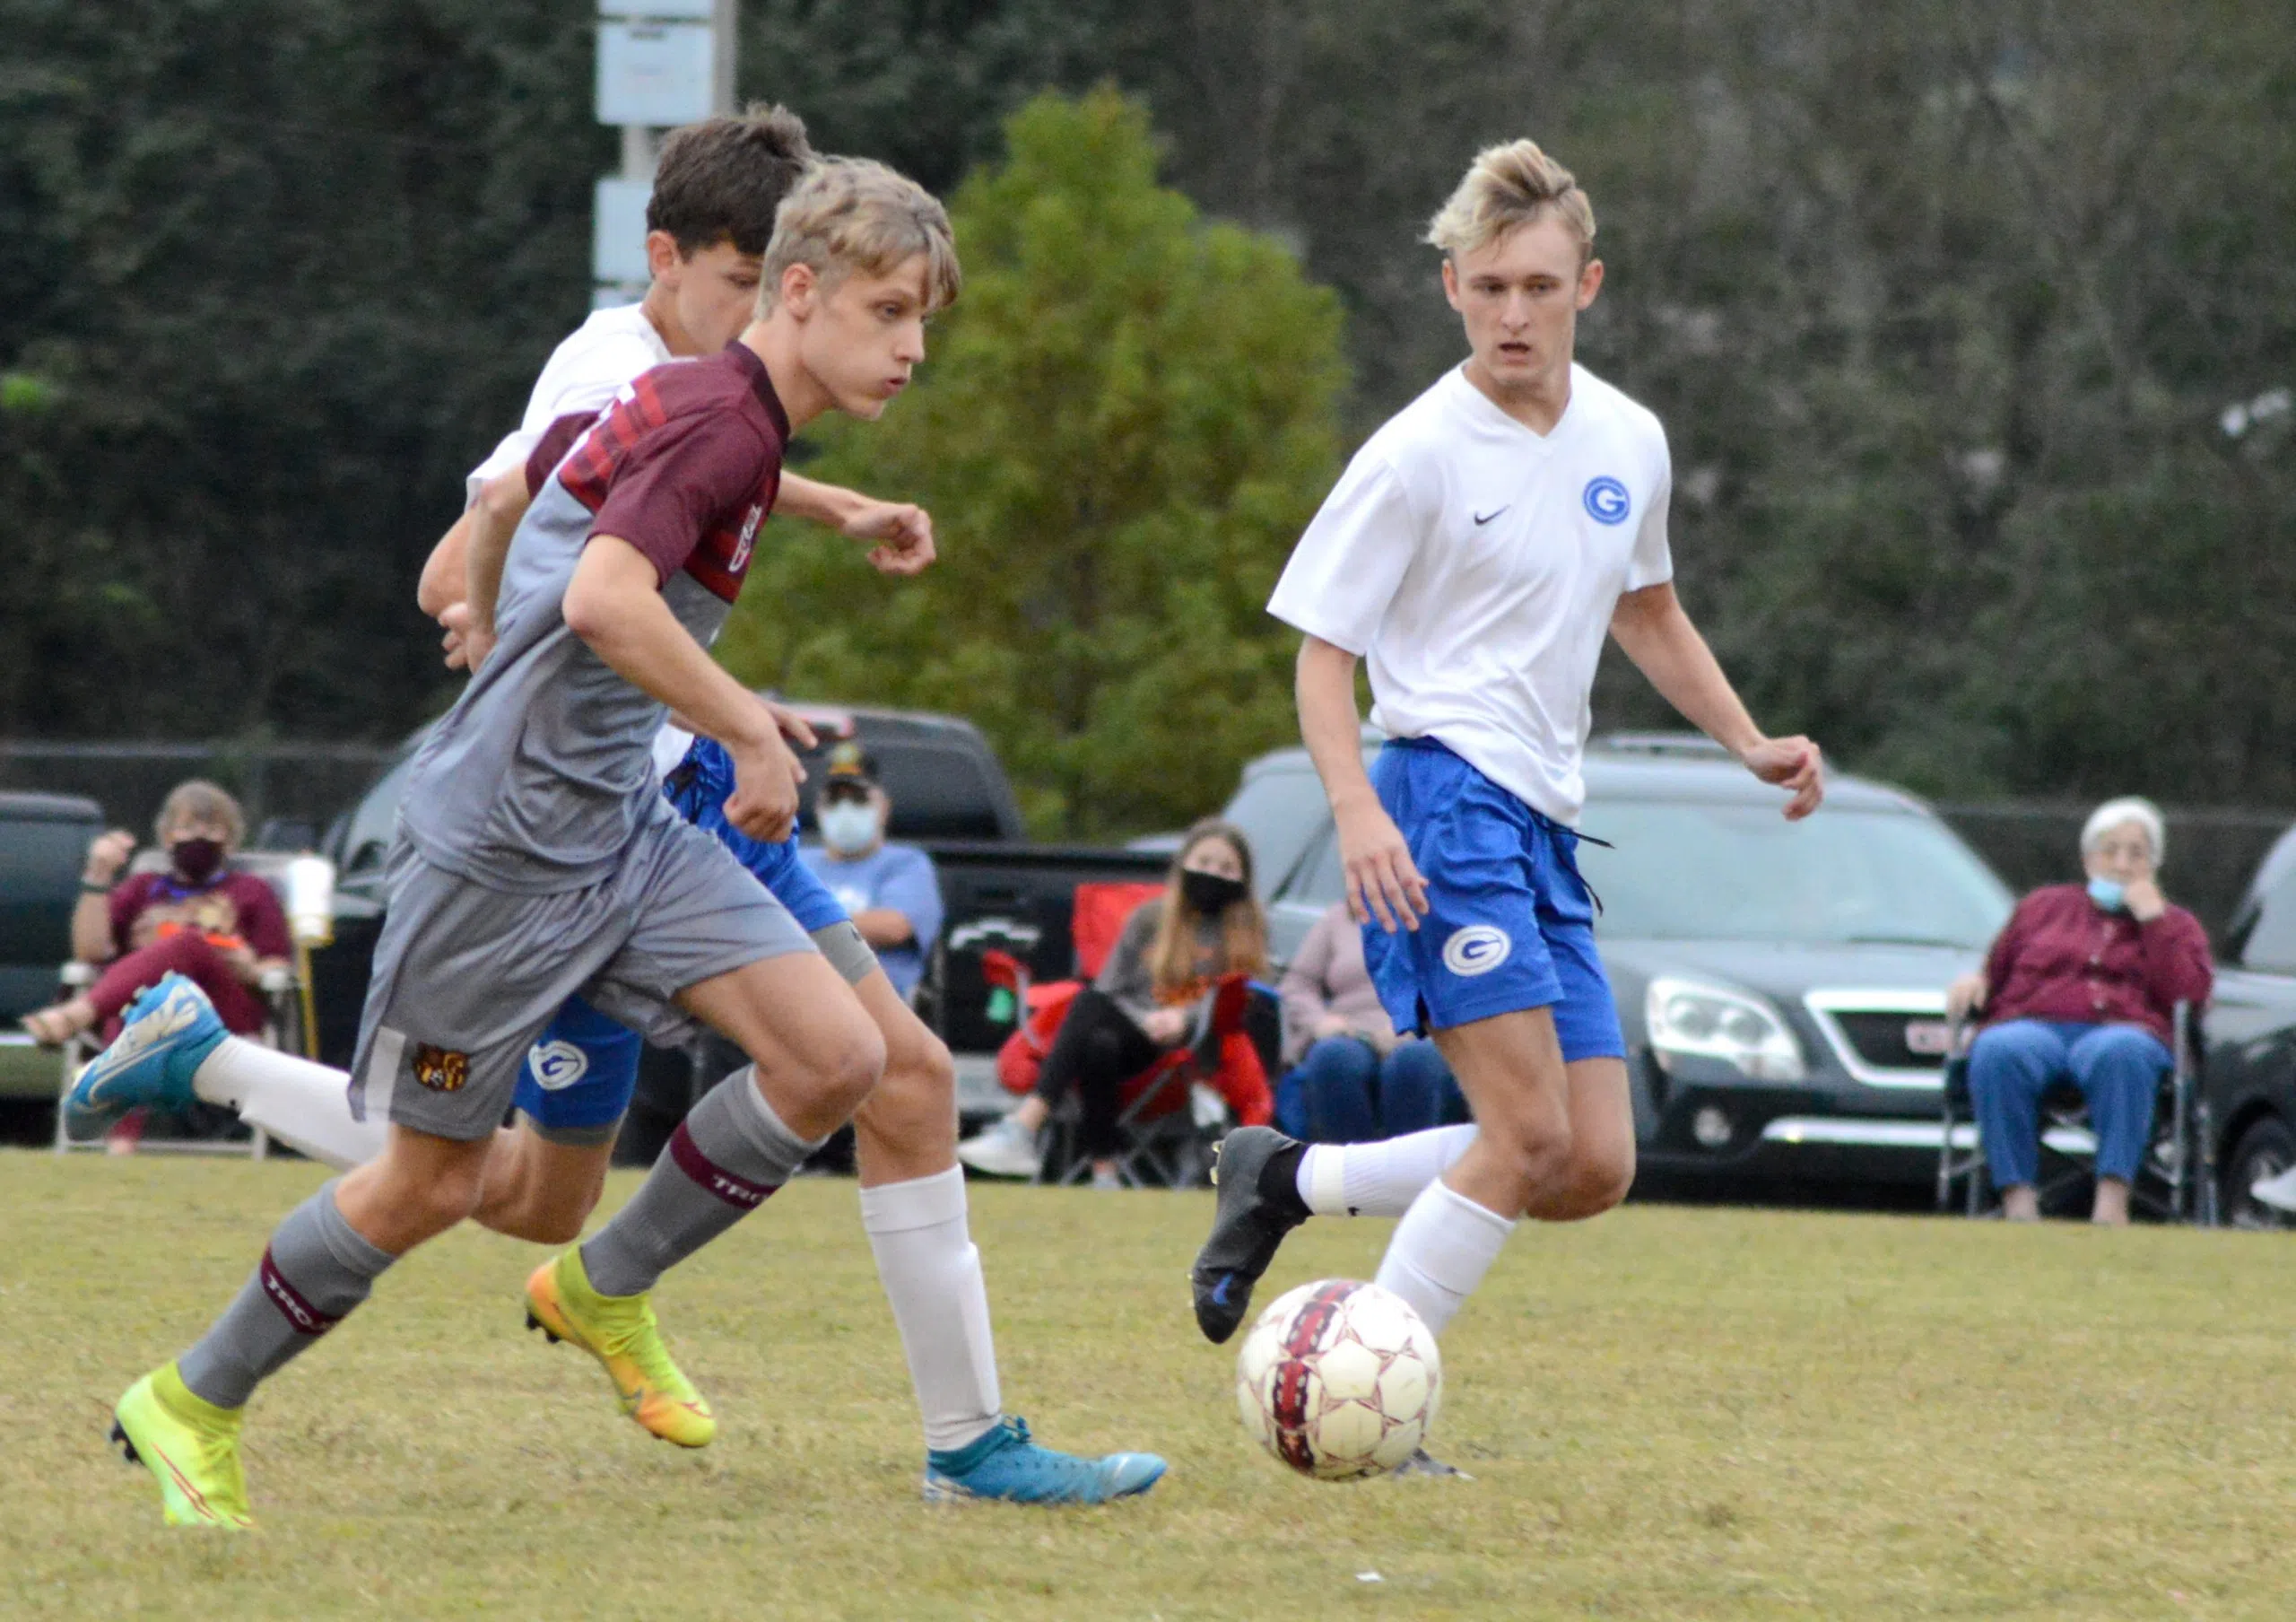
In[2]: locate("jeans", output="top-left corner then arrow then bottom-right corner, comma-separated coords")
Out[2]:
1281,1036 -> 1467,1145
1968,1018 -> 2170,1187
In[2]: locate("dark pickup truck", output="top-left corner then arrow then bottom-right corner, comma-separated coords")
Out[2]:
308,702 -> 1164,1141
0,791 -> 106,1124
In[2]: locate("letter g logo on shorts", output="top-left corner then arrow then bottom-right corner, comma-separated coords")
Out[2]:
1441,924 -> 1513,978
527,1040 -> 591,1093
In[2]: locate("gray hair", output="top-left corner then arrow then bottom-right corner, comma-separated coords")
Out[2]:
2080,796 -> 2166,868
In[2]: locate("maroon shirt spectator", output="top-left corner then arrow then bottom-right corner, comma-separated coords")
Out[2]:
1979,884 -> 2213,1045
21,780 -> 292,1049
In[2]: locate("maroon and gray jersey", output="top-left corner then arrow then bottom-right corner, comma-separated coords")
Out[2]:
398,343 -> 787,893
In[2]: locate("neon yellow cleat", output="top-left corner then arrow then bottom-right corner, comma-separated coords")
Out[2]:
525,1251 -> 716,1449
109,1363 -> 256,1530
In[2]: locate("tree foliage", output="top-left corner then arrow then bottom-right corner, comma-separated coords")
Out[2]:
4,0 -> 2293,826
718,89 -> 1345,835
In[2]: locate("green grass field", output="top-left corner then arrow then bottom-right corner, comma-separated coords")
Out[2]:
4,1153 -> 2294,1620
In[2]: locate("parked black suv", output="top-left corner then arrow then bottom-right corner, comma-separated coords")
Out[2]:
1222,735 -> 2020,1187
2197,828 -> 2296,1228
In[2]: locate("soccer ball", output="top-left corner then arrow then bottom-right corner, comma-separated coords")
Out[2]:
1234,1279 -> 1441,1480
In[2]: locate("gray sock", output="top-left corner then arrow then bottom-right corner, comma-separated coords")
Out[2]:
178,1180 -> 395,1409
580,1068 -> 822,1297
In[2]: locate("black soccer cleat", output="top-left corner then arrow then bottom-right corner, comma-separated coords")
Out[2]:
1189,1126 -> 1309,1344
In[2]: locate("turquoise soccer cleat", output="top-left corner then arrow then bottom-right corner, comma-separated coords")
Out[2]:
65,972 -> 226,1136
922,1417 -> 1167,1505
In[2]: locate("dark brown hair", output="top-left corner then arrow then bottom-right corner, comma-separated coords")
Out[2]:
648,103 -> 815,257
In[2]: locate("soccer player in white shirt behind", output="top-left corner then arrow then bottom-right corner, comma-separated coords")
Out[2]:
1190,141 -> 1824,1458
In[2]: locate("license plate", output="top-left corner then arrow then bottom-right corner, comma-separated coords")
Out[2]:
1903,1019 -> 1952,1057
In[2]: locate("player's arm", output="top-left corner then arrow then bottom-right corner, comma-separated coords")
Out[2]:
775,474 -> 937,578
416,467 -> 531,671
1296,635 -> 1428,933
562,537 -> 813,841
1608,582 -> 1823,820
451,467 -> 533,672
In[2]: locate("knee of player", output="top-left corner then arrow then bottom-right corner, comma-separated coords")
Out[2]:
1560,1138 -> 1634,1219
1492,1117 -> 1575,1192
822,1022 -> 889,1112
888,1030 -> 955,1099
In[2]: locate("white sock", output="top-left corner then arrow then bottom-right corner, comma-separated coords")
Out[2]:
1297,1125 -> 1479,1217
193,1036 -> 387,1172
1373,1177 -> 1515,1339
859,1166 -> 1003,1453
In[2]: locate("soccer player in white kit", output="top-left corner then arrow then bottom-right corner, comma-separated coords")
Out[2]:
1190,141 -> 1825,1452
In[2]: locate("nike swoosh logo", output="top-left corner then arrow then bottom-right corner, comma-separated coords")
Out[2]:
1474,507 -> 1508,526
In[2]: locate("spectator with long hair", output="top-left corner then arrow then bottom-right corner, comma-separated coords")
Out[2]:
959,820 -> 1276,1187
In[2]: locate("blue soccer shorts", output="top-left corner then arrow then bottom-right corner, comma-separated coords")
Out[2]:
1360,737 -> 1625,1062
512,737 -> 856,1141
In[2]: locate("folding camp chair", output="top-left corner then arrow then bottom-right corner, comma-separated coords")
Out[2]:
53,851 -> 334,1159
1935,1004 -> 2213,1224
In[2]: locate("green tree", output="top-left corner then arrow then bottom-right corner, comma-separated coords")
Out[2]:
719,88 -> 1345,837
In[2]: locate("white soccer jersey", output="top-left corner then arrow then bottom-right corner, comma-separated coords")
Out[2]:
1267,362 -> 1674,826
463,301 -> 675,506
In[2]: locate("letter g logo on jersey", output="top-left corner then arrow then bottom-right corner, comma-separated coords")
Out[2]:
1441,925 -> 1513,978
1583,475 -> 1631,526
527,1040 -> 590,1093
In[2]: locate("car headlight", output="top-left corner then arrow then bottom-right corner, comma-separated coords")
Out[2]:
1645,976 -> 1806,1082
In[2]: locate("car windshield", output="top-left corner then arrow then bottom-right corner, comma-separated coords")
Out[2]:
1576,801 -> 2013,946
1223,766 -> 1342,899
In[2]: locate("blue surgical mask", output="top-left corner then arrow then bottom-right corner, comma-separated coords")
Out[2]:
2087,876 -> 2126,912
818,802 -> 879,857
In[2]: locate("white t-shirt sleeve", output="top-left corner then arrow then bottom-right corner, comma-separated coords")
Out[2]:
1624,436 -> 1674,592
1266,452 -> 1422,656
461,327 -> 662,508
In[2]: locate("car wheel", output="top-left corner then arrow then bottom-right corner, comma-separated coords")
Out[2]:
2222,1114 -> 2296,1231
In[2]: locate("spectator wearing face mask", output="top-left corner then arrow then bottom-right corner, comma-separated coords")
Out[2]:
1945,796 -> 2213,1225
21,780 -> 292,1048
796,743 -> 944,1004
958,819 -> 1280,1188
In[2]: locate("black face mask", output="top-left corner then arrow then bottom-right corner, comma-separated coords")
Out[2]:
170,837 -> 225,885
1180,868 -> 1248,917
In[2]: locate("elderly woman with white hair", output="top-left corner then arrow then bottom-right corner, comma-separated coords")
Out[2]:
1945,798 -> 2213,1224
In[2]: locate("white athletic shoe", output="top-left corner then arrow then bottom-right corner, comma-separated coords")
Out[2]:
2250,1164 -> 2296,1214
956,1115 -> 1043,1180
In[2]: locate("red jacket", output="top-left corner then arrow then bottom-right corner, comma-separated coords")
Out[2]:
1981,884 -> 2213,1045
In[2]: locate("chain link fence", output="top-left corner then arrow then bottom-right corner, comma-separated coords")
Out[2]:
0,739 -> 402,850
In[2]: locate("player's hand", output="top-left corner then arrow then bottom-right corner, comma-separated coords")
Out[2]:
843,499 -> 935,577
724,735 -> 805,842
762,699 -> 819,752
83,828 -> 136,887
1335,798 -> 1429,934
438,601 -> 496,672
1742,736 -> 1824,822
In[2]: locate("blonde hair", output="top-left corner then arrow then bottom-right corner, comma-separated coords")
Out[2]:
757,157 -> 961,317
154,779 -> 246,849
1424,139 -> 1596,265
1148,820 -> 1269,1000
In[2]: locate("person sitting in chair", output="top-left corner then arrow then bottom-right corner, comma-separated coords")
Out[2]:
796,742 -> 944,1005
958,819 -> 1276,1189
23,780 -> 292,1051
1945,796 -> 2212,1225
1277,897 -> 1465,1143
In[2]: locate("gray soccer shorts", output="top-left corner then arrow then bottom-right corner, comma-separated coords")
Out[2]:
349,815 -> 815,1141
